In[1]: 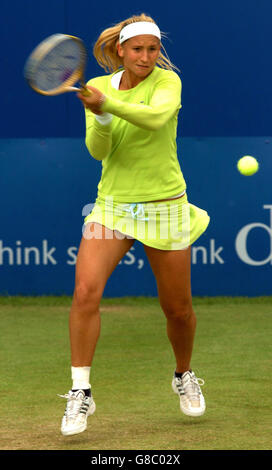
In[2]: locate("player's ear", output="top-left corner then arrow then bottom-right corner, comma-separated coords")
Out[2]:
117,42 -> 124,58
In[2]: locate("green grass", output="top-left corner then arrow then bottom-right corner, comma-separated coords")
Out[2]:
0,296 -> 271,450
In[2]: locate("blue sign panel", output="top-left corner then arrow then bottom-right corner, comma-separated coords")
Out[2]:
0,137 -> 271,296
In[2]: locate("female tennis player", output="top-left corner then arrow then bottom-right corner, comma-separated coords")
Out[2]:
60,13 -> 210,436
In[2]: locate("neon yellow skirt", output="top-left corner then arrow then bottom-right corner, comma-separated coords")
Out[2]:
84,193 -> 210,250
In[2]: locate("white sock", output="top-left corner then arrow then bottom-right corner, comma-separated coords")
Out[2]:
71,366 -> 91,390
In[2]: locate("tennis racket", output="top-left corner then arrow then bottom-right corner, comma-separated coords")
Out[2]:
24,33 -> 91,96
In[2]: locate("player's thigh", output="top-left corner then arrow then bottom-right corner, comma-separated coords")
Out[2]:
74,223 -> 135,300
144,245 -> 192,314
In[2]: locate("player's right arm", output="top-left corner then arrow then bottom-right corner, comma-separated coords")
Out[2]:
84,109 -> 112,161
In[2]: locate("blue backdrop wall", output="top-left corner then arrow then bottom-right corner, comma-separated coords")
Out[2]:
0,0 -> 272,296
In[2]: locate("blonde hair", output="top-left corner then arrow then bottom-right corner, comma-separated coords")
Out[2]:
93,13 -> 180,73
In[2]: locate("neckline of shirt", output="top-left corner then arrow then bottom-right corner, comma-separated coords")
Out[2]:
110,67 -> 157,92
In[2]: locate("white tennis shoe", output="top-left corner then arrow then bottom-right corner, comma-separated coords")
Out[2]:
172,370 -> 206,417
59,389 -> 96,436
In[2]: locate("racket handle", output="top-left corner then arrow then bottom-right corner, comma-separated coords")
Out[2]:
80,87 -> 92,97
66,86 -> 92,96
67,86 -> 81,92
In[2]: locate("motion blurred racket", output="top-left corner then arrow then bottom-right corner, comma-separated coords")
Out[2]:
24,34 -> 91,96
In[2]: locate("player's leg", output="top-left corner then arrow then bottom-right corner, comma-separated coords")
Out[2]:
143,245 -> 205,417
61,223 -> 134,435
69,223 -> 133,367
144,245 -> 195,372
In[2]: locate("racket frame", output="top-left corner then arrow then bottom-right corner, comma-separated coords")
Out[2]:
25,34 -> 88,96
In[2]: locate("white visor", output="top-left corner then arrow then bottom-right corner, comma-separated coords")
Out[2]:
119,21 -> 161,44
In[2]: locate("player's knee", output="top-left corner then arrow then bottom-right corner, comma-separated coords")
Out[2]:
162,299 -> 193,321
73,280 -> 102,311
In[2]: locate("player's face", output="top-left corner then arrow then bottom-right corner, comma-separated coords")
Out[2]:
118,35 -> 161,80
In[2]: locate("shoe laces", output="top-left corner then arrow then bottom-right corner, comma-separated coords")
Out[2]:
58,391 -> 88,420
176,372 -> 205,400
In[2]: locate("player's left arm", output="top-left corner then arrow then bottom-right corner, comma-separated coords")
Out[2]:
100,72 -> 182,131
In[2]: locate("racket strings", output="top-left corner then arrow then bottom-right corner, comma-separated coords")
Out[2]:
35,41 -> 82,91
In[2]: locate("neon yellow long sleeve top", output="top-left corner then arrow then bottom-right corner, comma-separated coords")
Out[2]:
84,66 -> 186,203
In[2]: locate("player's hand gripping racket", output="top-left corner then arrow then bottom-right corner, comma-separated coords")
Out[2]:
24,34 -> 91,96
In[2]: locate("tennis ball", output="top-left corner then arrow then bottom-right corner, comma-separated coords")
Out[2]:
237,156 -> 259,176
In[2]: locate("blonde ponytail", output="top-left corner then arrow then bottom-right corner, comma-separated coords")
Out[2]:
93,13 -> 180,73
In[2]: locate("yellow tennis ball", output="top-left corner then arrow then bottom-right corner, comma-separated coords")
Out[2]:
237,156 -> 259,176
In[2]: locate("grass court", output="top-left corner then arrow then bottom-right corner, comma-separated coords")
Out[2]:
1,296 -> 271,450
